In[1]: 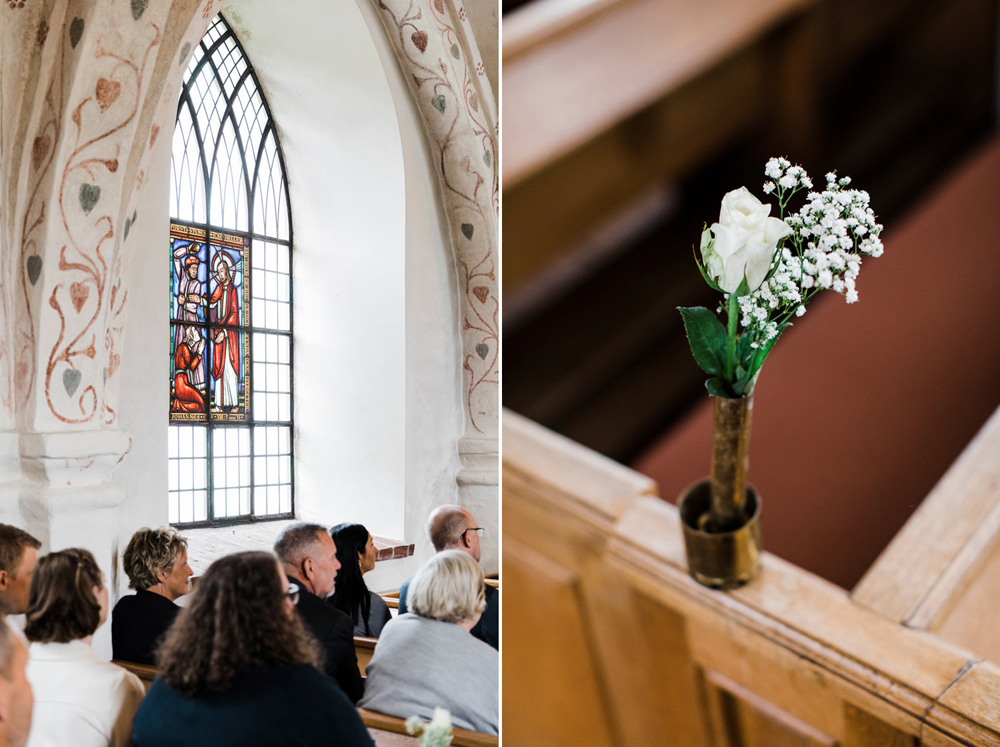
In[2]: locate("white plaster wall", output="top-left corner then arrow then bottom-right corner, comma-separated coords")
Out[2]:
107,0 -> 481,598
353,2 -> 470,577
113,129 -> 173,608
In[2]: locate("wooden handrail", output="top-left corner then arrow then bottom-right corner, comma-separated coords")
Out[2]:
358,708 -> 498,747
503,407 -> 1000,747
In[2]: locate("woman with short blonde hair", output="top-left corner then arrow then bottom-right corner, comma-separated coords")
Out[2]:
360,550 -> 498,735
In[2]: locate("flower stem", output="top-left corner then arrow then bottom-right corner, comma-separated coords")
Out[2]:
726,292 -> 738,385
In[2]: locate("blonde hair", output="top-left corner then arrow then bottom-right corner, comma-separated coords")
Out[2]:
408,550 -> 485,624
123,527 -> 188,591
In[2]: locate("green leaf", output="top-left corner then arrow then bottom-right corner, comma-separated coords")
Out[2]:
735,275 -> 750,297
678,306 -> 728,377
706,377 -> 732,398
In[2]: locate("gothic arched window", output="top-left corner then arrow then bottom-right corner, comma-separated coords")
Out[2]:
167,15 -> 293,526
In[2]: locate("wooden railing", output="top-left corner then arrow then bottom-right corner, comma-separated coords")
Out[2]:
358,709 -> 498,747
503,408 -> 1000,746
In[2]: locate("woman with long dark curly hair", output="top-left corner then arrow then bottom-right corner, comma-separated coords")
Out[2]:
328,523 -> 391,637
130,551 -> 373,747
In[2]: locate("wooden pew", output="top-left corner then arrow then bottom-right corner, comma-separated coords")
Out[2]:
359,708 -> 498,747
112,660 -> 158,692
504,408 -> 1000,746
355,635 -> 377,677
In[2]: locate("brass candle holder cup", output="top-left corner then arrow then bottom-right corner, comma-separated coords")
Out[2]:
678,480 -> 762,589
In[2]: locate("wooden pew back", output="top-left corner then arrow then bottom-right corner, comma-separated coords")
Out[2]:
359,708 -> 498,747
503,408 -> 1000,747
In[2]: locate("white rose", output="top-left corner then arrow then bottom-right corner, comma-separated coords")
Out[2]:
701,187 -> 792,294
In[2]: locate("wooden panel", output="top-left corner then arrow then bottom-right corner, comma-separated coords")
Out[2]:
853,406 -> 1000,624
843,703 -> 914,747
355,636 -> 376,676
503,0 -> 812,186
501,535 -> 616,747
502,412 -> 1000,747
927,662 -> 1000,747
933,536 -> 1000,662
580,576 -> 710,747
503,408 -> 657,521
705,670 -> 837,747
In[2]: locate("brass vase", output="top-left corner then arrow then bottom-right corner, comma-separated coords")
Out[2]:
678,394 -> 763,589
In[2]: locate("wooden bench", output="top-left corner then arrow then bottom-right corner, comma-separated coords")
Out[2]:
355,635 -> 377,677
112,660 -> 158,692
359,708 -> 497,747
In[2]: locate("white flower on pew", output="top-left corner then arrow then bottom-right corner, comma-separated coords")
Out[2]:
405,707 -> 453,747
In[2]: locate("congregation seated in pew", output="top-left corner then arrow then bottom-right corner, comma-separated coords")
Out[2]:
111,528 -> 192,666
24,549 -> 144,747
361,550 -> 499,736
329,523 -> 393,638
274,522 -> 364,702
399,506 -> 498,650
130,551 -> 374,747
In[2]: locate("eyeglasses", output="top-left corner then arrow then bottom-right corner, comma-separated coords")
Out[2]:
461,527 -> 485,539
287,582 -> 300,606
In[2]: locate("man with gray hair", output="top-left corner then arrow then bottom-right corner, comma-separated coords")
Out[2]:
274,523 -> 363,703
0,623 -> 32,747
398,506 -> 498,650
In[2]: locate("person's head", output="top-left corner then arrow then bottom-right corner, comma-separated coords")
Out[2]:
0,625 -> 31,747
185,256 -> 199,279
327,524 -> 375,634
427,505 -> 482,563
273,523 -> 340,598
0,526 -> 40,617
24,548 -> 107,644
183,326 -> 200,350
122,527 -> 192,602
215,255 -> 232,285
408,550 -> 485,628
157,551 -> 319,696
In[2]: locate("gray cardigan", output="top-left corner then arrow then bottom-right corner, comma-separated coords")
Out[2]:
359,614 -> 498,735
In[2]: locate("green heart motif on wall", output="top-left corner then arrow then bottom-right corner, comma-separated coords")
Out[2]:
69,17 -> 84,48
431,95 -> 446,114
27,255 -> 42,285
131,0 -> 148,21
461,223 -> 474,240
79,183 -> 101,214
475,343 -> 489,360
63,369 -> 82,396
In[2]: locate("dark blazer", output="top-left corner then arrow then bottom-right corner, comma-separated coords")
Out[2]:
131,664 -> 375,747
399,577 -> 499,650
288,576 -> 364,703
111,589 -> 180,665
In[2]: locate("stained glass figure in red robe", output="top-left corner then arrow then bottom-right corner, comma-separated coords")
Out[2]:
209,251 -> 242,411
172,326 -> 206,413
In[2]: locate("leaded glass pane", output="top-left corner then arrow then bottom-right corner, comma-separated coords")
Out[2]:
169,14 -> 292,526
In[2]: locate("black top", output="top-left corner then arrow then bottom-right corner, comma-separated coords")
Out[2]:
131,664 -> 375,747
399,578 -> 499,650
288,576 -> 364,703
111,589 -> 180,665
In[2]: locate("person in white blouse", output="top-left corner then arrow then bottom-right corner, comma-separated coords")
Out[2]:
23,548 -> 144,747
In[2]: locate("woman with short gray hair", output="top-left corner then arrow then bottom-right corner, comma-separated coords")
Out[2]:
359,550 -> 498,735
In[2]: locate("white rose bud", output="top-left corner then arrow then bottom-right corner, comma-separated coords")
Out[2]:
701,187 -> 792,294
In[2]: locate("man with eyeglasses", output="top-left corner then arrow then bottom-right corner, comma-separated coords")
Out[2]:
274,523 -> 364,703
398,506 -> 498,650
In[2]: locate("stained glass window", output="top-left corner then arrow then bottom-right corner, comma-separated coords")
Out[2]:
168,15 -> 293,526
